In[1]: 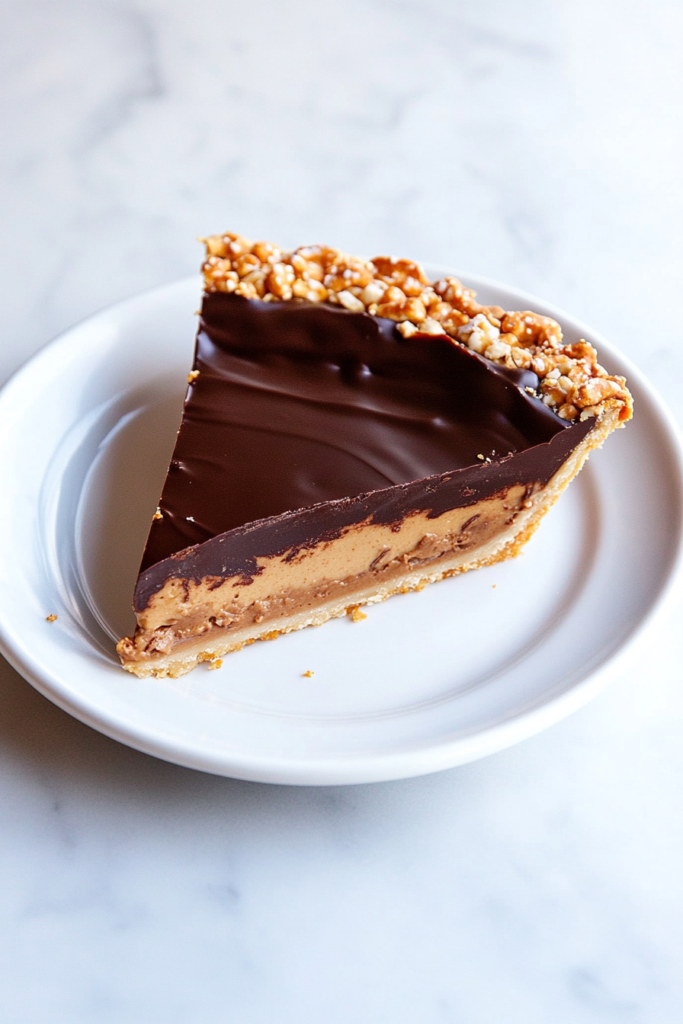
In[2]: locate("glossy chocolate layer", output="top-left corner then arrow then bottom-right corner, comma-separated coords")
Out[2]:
135,293 -> 593,611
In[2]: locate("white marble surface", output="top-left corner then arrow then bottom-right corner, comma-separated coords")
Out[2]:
1,0 -> 682,1020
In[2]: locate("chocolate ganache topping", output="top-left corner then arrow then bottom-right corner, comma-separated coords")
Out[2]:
135,293 -> 593,608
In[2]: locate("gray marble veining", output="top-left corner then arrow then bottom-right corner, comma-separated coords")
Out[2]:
1,1 -> 682,1021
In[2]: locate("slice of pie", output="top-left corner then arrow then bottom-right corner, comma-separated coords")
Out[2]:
117,234 -> 632,678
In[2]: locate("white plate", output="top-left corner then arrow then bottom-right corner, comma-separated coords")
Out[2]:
0,270 -> 682,785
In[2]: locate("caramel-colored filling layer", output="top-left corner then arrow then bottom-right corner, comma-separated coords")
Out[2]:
119,483 -> 533,663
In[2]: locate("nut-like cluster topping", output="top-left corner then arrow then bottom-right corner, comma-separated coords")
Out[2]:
201,232 -> 632,423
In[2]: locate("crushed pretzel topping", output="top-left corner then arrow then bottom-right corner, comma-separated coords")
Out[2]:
200,233 -> 632,423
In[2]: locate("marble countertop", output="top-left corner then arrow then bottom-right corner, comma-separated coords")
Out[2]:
1,1 -> 682,1020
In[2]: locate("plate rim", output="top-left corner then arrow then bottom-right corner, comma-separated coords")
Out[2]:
1,271 -> 682,785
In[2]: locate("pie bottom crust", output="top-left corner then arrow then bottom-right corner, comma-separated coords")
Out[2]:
118,411 -> 616,679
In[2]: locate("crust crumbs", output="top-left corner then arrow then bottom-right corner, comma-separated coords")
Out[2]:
200,232 -> 633,425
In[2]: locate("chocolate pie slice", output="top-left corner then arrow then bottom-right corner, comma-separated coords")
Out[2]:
117,235 -> 632,677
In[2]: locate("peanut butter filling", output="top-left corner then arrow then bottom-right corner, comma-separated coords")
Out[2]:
120,478 -> 545,663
